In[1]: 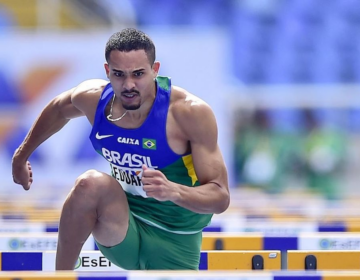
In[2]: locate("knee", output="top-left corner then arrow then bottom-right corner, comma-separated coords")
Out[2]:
72,169 -> 105,201
61,170 -> 107,216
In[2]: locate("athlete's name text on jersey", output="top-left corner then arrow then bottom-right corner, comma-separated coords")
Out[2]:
111,165 -> 142,186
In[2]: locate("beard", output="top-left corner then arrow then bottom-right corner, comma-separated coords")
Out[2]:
121,89 -> 141,110
123,103 -> 141,110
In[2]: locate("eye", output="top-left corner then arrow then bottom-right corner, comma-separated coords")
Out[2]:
114,72 -> 124,77
134,72 -> 144,77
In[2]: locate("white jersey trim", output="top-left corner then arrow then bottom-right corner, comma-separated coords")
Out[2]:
131,212 -> 202,235
101,85 -> 113,100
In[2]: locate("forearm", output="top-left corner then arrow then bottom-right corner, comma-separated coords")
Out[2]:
171,182 -> 230,214
14,99 -> 70,161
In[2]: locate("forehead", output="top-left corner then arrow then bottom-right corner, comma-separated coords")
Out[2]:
108,50 -> 151,70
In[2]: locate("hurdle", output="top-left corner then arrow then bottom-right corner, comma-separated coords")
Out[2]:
5,214 -> 360,234
287,250 -> 360,270
2,270 -> 360,279
3,232 -> 360,253
4,218 -> 360,235
206,218 -> 360,233
2,270 -> 360,280
202,231 -> 360,269
0,220 -> 54,233
0,233 -> 96,251
3,231 -> 360,250
202,233 -> 263,250
202,232 -> 360,251
0,250 -> 281,271
200,250 -> 281,270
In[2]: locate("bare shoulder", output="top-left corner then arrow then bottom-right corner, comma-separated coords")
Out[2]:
170,86 -> 213,117
68,79 -> 108,123
72,79 -> 108,100
71,79 -> 108,108
170,86 -> 217,141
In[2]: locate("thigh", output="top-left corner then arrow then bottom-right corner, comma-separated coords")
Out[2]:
95,211 -> 141,270
88,170 -> 130,247
138,222 -> 202,270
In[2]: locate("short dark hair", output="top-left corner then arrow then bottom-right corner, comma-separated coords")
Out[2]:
105,28 -> 156,65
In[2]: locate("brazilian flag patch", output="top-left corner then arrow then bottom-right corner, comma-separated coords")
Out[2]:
142,138 -> 157,150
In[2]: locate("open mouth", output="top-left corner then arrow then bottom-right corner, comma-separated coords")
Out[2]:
122,93 -> 138,99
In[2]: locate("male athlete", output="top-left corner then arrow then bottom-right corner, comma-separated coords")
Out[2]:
12,28 -> 229,270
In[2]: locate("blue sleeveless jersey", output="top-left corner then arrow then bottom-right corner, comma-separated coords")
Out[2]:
89,76 -> 212,234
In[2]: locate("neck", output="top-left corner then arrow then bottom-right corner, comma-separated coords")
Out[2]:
107,94 -> 128,122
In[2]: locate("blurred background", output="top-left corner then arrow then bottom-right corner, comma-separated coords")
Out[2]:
1,0 -> 360,219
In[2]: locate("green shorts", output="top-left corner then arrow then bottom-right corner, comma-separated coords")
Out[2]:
95,211 -> 202,270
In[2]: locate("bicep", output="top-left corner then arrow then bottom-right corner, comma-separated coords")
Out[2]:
53,87 -> 84,119
186,106 -> 228,189
192,142 -> 228,189
55,79 -> 105,121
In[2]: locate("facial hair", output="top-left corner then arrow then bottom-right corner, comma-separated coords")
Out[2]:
121,89 -> 141,110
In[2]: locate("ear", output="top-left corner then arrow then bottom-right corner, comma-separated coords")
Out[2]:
152,61 -> 160,78
104,63 -> 110,79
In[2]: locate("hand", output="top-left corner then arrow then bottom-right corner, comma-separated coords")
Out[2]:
12,155 -> 33,191
141,165 -> 177,201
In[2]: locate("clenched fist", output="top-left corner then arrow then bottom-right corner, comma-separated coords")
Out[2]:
141,165 -> 178,201
12,153 -> 33,191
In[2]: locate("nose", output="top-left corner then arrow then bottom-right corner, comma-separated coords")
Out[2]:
123,77 -> 136,92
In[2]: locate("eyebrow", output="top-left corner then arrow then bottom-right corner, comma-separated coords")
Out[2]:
113,68 -> 145,74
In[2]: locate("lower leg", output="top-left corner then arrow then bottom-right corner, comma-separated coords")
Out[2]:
55,170 -> 129,270
56,181 -> 97,270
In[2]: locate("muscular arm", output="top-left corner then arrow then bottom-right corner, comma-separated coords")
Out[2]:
172,101 -> 229,214
142,94 -> 230,214
12,79 -> 106,189
13,88 -> 82,161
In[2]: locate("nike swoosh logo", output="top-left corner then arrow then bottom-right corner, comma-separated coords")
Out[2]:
96,132 -> 114,140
